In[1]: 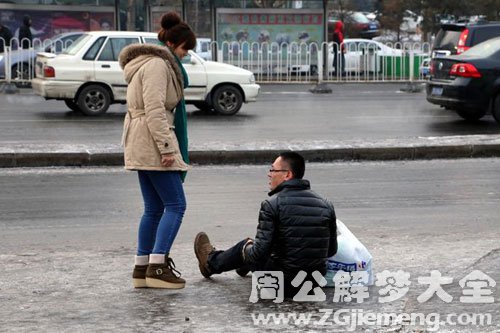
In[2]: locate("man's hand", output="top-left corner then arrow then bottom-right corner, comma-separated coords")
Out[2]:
161,153 -> 175,167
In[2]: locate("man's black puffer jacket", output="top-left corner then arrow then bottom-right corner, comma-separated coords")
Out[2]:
245,179 -> 337,279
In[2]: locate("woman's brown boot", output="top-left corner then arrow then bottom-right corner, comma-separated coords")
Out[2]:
145,257 -> 185,289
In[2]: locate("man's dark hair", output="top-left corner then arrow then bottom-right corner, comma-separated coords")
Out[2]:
279,151 -> 305,179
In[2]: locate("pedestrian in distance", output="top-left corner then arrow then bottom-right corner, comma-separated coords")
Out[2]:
194,152 -> 338,297
331,20 -> 345,76
18,15 -> 33,49
0,23 -> 13,53
118,11 -> 196,289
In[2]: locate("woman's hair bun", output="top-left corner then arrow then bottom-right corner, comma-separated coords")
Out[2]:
161,12 -> 181,30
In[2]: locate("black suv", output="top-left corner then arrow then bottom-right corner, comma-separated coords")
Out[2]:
426,37 -> 500,123
432,22 -> 500,57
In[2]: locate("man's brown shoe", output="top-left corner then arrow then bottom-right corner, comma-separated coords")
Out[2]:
194,232 -> 215,278
132,265 -> 148,288
145,258 -> 186,289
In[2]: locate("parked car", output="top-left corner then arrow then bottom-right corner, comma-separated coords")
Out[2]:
340,38 -> 403,73
431,22 -> 500,58
426,37 -> 500,123
32,31 -> 260,116
329,12 -> 380,40
289,38 -> 403,75
0,32 -> 83,82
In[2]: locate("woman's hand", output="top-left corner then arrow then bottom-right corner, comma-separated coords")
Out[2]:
161,153 -> 175,167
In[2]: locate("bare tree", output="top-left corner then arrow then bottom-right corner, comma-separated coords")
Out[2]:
253,0 -> 286,7
416,0 -> 492,41
327,0 -> 354,15
379,0 -> 405,42
127,0 -> 136,31
474,0 -> 500,20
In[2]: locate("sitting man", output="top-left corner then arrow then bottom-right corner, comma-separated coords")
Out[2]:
194,151 -> 337,296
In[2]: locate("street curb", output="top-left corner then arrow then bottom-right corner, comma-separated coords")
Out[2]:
2,143 -> 500,168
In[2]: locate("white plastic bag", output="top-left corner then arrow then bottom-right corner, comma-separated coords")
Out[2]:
324,219 -> 374,287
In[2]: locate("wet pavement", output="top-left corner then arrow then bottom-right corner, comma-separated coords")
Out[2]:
1,243 -> 498,332
1,84 -> 499,331
1,161 -> 499,332
1,84 -> 500,168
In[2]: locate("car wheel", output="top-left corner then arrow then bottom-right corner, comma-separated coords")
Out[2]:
64,99 -> 81,113
493,95 -> 500,124
77,85 -> 111,116
212,85 -> 243,116
455,108 -> 486,121
193,101 -> 214,112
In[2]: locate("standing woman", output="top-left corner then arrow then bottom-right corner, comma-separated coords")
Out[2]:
118,12 -> 196,289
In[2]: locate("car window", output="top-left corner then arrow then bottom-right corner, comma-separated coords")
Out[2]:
143,37 -> 161,45
48,34 -> 82,53
83,37 -> 106,60
433,29 -> 462,52
471,27 -> 500,46
64,34 -> 92,55
463,37 -> 500,58
344,42 -> 356,52
98,37 -> 139,61
59,34 -> 81,52
351,12 -> 370,24
359,42 -> 380,52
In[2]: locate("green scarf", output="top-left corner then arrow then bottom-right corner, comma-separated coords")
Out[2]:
173,54 -> 189,182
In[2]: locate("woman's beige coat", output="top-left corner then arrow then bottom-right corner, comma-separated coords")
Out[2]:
118,43 -> 189,171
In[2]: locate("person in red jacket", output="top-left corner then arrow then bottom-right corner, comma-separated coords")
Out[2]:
332,21 -> 345,76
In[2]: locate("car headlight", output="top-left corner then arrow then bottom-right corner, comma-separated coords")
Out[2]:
249,74 -> 255,84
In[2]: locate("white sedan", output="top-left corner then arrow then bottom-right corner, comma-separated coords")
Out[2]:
32,31 -> 260,116
289,38 -> 403,75
339,38 -> 403,73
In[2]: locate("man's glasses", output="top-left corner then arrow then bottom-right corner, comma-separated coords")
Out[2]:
269,169 -> 289,173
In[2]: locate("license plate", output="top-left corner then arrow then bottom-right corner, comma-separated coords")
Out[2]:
432,87 -> 443,96
432,51 -> 449,58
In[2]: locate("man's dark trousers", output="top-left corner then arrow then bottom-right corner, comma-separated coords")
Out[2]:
207,239 -> 277,274
207,239 -> 248,274
207,239 -> 308,297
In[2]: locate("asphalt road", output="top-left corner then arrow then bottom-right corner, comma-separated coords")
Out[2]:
1,82 -> 499,331
0,159 -> 498,331
1,159 -> 498,255
0,84 -> 499,148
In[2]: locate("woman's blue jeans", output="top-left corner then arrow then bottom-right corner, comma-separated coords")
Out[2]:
136,170 -> 186,256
